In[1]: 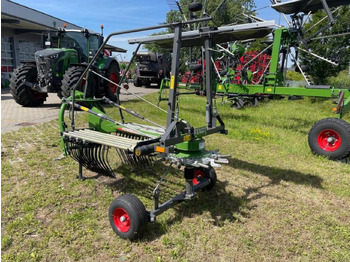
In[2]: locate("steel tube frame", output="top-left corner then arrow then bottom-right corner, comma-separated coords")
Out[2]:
70,17 -> 211,130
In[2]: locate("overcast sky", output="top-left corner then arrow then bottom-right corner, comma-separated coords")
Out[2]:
12,0 -> 284,60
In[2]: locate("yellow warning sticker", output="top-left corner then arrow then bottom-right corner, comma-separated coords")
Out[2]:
267,88 -> 272,92
183,135 -> 191,142
218,85 -> 222,90
80,106 -> 89,112
170,75 -> 175,89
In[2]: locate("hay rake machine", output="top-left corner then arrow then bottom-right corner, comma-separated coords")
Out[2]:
58,17 -> 236,240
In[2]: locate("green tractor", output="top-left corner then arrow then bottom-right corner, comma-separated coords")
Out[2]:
10,28 -> 126,106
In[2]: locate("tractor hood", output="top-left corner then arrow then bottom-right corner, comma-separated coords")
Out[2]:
35,49 -> 65,59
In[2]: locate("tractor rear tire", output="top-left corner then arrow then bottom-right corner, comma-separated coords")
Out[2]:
104,62 -> 120,102
308,118 -> 350,160
109,194 -> 148,240
10,64 -> 47,107
61,66 -> 95,98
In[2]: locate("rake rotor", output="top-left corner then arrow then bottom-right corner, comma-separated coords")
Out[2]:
65,139 -> 114,177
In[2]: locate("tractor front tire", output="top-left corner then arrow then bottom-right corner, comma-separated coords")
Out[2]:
308,118 -> 350,160
133,77 -> 142,87
109,194 -> 148,240
10,64 -> 47,106
61,66 -> 95,98
104,62 -> 120,102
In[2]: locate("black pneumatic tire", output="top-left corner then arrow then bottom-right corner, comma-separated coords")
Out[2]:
104,62 -> 120,102
61,66 -> 96,98
188,2 -> 202,12
109,194 -> 148,240
133,78 -> 142,87
308,118 -> 350,160
10,64 -> 47,106
193,167 -> 217,191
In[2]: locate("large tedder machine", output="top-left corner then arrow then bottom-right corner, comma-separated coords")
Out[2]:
10,27 -> 126,106
58,0 -> 350,240
154,0 -> 350,161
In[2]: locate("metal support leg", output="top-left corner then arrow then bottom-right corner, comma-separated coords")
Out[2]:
184,167 -> 195,199
77,145 -> 85,180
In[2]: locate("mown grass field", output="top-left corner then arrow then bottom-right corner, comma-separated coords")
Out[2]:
2,92 -> 350,261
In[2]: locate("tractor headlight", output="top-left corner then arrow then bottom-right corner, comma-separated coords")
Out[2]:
49,54 -> 59,59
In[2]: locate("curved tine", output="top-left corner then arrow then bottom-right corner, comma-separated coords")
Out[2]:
88,144 -> 99,172
70,141 -> 80,163
119,149 -> 128,164
83,144 -> 92,169
94,144 -> 104,172
95,144 -> 107,174
127,153 -> 135,166
122,150 -> 131,165
83,143 -> 98,173
129,153 -> 137,166
100,145 -> 113,176
116,148 -> 125,164
102,145 -> 114,177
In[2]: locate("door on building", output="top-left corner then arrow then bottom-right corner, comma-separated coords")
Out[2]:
1,36 -> 14,88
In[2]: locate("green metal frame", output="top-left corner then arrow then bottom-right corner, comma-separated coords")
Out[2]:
215,27 -> 350,118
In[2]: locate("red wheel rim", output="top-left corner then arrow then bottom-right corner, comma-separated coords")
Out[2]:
113,207 -> 130,233
109,73 -> 119,94
317,129 -> 342,152
193,169 -> 206,185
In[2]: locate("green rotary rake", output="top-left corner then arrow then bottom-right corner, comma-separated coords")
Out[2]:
58,16 -> 232,240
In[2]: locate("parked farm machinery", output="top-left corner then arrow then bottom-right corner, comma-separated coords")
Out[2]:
10,27 -> 126,106
59,17 -> 235,240
152,0 -> 350,161
58,0 -> 350,240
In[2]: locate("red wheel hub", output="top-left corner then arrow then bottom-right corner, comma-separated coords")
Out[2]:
109,73 -> 119,94
113,208 -> 130,233
193,169 -> 206,185
317,129 -> 342,152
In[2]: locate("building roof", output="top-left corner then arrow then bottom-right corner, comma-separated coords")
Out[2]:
1,0 -> 81,32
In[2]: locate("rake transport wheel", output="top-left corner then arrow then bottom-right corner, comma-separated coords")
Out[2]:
10,64 -> 47,106
104,62 -> 120,102
308,118 -> 350,160
109,194 -> 148,240
193,167 -> 217,191
61,66 -> 96,98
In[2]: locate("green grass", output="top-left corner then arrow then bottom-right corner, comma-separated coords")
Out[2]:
2,93 -> 350,261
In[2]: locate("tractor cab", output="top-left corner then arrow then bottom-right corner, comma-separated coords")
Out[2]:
57,28 -> 102,63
